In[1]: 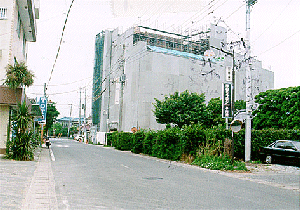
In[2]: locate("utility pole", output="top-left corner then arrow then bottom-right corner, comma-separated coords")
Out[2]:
41,83 -> 47,145
245,0 -> 257,162
68,104 -> 72,137
79,87 -> 82,140
84,88 -> 87,143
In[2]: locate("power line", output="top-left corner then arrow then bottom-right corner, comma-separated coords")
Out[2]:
253,0 -> 294,44
259,29 -> 300,55
46,0 -> 75,91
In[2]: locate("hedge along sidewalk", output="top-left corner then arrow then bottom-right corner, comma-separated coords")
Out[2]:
107,127 -> 300,162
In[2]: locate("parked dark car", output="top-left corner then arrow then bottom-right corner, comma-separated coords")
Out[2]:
259,140 -> 300,166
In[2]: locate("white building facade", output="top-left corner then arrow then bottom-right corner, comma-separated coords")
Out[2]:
0,0 -> 39,154
92,25 -> 274,132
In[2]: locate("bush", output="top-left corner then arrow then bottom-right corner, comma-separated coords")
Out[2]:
233,129 -> 300,160
6,131 -> 35,161
107,126 -> 299,164
131,130 -> 146,154
152,128 -> 183,160
6,102 -> 38,161
112,131 -> 134,151
181,124 -> 206,156
192,154 -> 248,171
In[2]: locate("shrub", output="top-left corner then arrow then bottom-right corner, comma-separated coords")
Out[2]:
131,130 -> 146,154
192,154 -> 248,171
181,124 -> 206,156
152,127 -> 182,160
6,102 -> 37,161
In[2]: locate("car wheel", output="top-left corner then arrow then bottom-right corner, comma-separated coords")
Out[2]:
265,155 -> 272,164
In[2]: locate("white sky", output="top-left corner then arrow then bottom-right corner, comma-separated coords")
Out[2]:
26,0 -> 300,118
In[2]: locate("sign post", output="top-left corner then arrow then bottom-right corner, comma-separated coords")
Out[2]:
222,83 -> 232,118
38,97 -> 47,145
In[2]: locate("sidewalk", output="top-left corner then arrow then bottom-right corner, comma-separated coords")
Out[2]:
0,147 -> 58,210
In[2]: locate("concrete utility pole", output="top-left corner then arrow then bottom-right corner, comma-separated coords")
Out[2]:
84,88 -> 87,143
68,104 -> 72,137
245,0 -> 257,162
79,87 -> 82,138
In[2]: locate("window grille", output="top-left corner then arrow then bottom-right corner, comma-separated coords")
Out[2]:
0,8 -> 7,19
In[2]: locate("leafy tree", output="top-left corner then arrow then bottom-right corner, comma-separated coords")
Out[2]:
234,100 -> 246,112
206,98 -> 246,127
207,97 -> 224,127
253,86 -> 300,130
45,102 -> 60,134
153,90 -> 208,128
4,59 -> 34,89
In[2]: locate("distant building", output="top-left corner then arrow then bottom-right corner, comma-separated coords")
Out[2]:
0,0 -> 39,154
92,25 -> 274,132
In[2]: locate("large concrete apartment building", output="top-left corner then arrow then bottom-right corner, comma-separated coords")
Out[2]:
0,0 -> 39,154
92,25 -> 274,132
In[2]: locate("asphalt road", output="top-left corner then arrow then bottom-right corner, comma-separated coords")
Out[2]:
50,138 -> 299,209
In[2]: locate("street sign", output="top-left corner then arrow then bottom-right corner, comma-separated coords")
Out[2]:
225,66 -> 232,82
38,97 -> 47,124
222,83 -> 232,118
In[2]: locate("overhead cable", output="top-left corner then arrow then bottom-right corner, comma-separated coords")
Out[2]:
259,29 -> 300,55
46,0 -> 75,91
253,0 -> 294,44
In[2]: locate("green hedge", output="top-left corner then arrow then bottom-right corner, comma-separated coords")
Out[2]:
106,126 -> 300,161
234,129 -> 300,160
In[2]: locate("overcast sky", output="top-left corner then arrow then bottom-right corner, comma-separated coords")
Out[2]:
26,0 -> 300,118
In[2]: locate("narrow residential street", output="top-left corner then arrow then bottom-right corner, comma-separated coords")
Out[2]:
1,138 -> 299,209
51,138 -> 299,209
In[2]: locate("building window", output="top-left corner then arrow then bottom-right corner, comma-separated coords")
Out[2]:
0,7 -> 7,19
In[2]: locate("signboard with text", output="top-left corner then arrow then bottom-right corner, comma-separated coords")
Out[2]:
222,83 -> 232,118
38,97 -> 47,124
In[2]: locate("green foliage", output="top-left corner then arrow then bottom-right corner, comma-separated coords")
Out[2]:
108,124 -> 299,169
6,102 -> 37,161
4,59 -> 34,89
153,90 -> 208,128
181,124 -> 206,156
233,129 -> 300,160
131,130 -> 146,154
207,97 -> 225,127
152,127 -> 183,160
192,154 -> 248,171
234,100 -> 246,112
45,102 -> 60,134
49,122 -> 75,137
253,86 -> 300,130
111,131 -> 134,151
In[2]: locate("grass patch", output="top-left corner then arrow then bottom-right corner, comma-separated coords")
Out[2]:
192,154 -> 248,171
